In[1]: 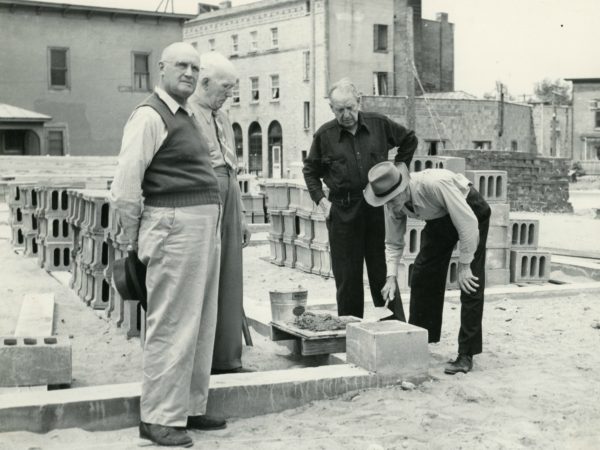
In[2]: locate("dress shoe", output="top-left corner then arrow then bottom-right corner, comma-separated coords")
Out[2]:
139,421 -> 193,447
211,366 -> 256,375
444,354 -> 473,375
187,414 -> 227,430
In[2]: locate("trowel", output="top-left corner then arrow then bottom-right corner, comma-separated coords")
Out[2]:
374,290 -> 394,320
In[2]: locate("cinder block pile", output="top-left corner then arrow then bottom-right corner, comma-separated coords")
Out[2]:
238,174 -> 265,224
265,155 -> 550,289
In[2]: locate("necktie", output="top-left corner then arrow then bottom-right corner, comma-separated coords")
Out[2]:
213,112 -> 237,170
405,200 -> 415,213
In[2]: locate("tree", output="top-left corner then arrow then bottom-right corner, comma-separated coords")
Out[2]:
534,78 -> 571,105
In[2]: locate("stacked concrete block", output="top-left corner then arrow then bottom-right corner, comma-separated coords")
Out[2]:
465,170 -> 508,204
485,202 -> 511,286
509,219 -> 539,248
241,193 -> 265,224
510,250 -> 551,283
410,155 -> 466,174
6,181 -> 38,252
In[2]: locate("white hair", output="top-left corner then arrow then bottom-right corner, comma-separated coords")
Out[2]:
199,51 -> 237,80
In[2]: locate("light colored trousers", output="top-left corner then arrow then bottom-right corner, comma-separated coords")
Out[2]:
138,204 -> 221,427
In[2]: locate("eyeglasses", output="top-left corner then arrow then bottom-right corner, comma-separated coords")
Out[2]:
162,60 -> 200,74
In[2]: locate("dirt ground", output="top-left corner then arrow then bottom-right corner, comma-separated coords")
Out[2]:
1,202 -> 600,449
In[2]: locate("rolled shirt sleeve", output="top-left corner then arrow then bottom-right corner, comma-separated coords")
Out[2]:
384,205 -> 407,277
109,107 -> 167,246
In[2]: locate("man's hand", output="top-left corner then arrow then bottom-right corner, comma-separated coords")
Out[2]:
381,275 -> 397,302
319,197 -> 332,219
241,220 -> 251,248
458,262 -> 479,294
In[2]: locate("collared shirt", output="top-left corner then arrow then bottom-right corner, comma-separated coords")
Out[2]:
189,100 -> 227,169
109,86 -> 195,245
384,169 -> 479,276
303,111 -> 418,205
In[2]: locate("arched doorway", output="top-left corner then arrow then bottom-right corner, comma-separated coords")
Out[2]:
248,122 -> 262,176
268,121 -> 283,178
232,122 -> 243,169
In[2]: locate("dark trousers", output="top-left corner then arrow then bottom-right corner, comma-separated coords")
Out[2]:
408,187 -> 491,356
327,198 -> 406,320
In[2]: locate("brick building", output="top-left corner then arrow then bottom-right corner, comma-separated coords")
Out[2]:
0,0 -> 193,156
361,94 -> 536,155
565,78 -> 600,174
184,0 -> 453,177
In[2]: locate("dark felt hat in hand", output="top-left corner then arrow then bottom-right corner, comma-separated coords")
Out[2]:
113,250 -> 147,310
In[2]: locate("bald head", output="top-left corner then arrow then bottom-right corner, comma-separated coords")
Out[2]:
158,42 -> 201,104
195,51 -> 238,111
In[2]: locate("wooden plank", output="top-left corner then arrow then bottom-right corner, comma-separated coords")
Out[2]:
14,293 -> 55,337
271,315 -> 360,340
300,337 -> 346,356
270,325 -> 296,342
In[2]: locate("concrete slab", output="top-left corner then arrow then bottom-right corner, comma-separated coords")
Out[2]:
0,365 -> 417,433
14,293 -> 54,337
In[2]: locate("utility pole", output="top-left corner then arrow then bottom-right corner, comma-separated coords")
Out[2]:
406,6 -> 416,131
550,90 -> 559,157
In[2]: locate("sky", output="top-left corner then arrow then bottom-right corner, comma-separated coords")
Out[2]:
38,0 -> 600,98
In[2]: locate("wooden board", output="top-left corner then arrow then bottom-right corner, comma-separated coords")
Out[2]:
14,293 -> 55,337
270,315 -> 360,340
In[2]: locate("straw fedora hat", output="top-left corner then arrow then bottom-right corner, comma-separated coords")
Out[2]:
364,161 -> 410,207
113,250 -> 147,310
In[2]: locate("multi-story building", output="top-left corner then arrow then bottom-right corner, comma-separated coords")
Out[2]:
530,102 -> 571,158
184,0 -> 453,178
0,0 -> 194,156
565,77 -> 600,174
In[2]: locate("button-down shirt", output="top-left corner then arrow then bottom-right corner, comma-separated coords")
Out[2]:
190,100 -> 227,169
384,169 -> 478,276
303,111 -> 418,205
109,86 -> 196,245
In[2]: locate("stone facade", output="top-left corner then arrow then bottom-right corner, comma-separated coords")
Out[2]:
440,149 -> 572,213
184,0 -> 454,177
361,95 -> 536,155
565,78 -> 600,174
0,0 -> 191,156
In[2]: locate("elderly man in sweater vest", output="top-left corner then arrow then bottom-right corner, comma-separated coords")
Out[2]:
110,42 -> 225,448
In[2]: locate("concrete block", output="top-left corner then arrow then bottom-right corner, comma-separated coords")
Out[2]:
14,293 -> 55,337
487,225 -> 510,248
509,219 -> 539,248
296,210 -> 313,244
294,240 -> 313,273
0,336 -> 71,387
267,235 -> 285,266
510,250 -> 551,283
10,226 -> 25,249
465,170 -> 508,203
489,203 -> 510,227
282,209 -> 297,238
241,194 -> 264,214
311,213 -> 329,245
282,236 -> 296,268
267,209 -> 284,238
404,219 -> 424,257
346,321 -> 429,376
410,156 -> 466,174
486,268 -> 510,286
38,242 -> 72,271
486,248 -> 510,270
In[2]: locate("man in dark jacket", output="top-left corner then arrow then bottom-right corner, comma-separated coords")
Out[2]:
303,78 -> 418,321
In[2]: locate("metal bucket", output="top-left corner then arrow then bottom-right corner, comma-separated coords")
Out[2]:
269,288 -> 308,323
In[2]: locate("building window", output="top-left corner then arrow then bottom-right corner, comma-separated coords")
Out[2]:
231,34 -> 239,56
305,0 -> 311,13
4,130 -> 26,155
47,129 -> 65,155
373,72 -> 388,96
250,31 -> 258,53
48,47 -> 69,89
270,75 -> 280,100
303,50 -> 310,81
303,101 -> 310,129
208,38 -> 215,51
511,140 -> 518,151
425,140 -> 445,156
373,24 -> 388,52
595,111 -> 600,129
270,28 -> 279,49
473,141 -> 492,150
232,80 -> 240,104
250,77 -> 259,102
133,53 -> 150,92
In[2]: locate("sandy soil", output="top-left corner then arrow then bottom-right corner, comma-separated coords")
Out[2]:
1,204 -> 600,449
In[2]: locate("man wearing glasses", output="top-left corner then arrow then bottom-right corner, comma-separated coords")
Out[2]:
110,42 -> 224,448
